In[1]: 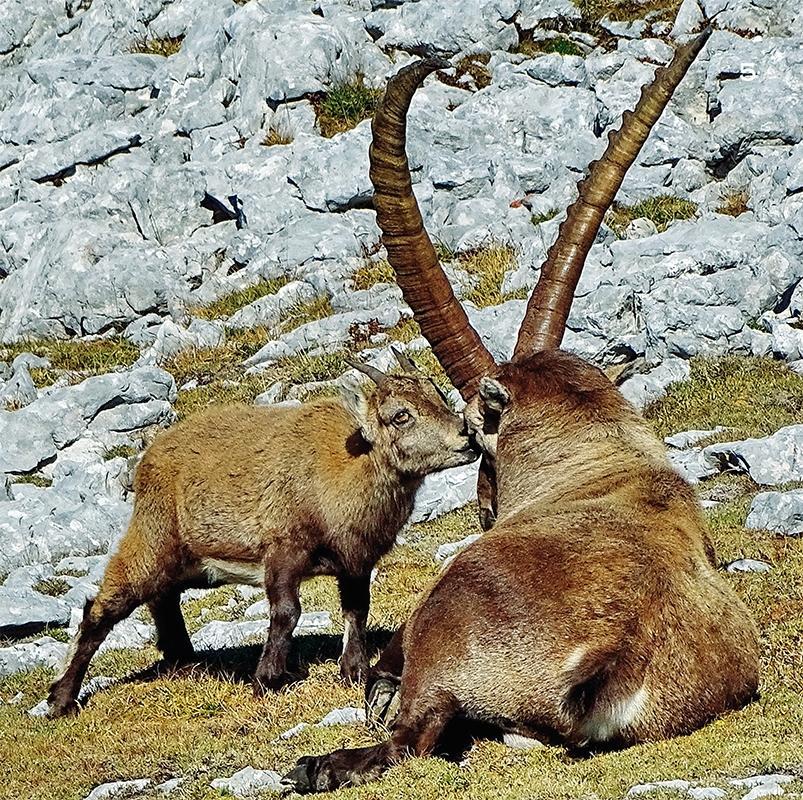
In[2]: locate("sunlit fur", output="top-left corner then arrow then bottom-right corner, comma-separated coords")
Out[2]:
286,351 -> 759,793
47,375 -> 477,717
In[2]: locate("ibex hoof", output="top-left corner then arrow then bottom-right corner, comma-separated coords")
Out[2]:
365,677 -> 400,728
252,672 -> 294,697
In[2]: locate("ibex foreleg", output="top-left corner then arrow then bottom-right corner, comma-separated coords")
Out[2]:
337,572 -> 371,684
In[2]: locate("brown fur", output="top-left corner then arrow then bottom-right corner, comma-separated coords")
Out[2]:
47,374 -> 477,717
286,351 -> 760,793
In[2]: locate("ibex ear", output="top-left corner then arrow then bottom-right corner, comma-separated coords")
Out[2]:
479,377 -> 510,413
340,384 -> 378,444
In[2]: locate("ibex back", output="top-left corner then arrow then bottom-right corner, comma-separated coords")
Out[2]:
47,354 -> 478,717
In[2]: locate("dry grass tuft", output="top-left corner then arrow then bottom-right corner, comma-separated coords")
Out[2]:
717,190 -> 750,217
607,195 -> 698,238
573,0 -> 682,22
437,54 -> 492,91
460,244 -> 527,307
351,259 -> 396,291
262,129 -> 294,147
516,35 -> 585,58
129,35 -> 184,57
32,577 -> 71,598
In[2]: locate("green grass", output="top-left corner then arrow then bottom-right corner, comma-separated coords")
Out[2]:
103,445 -> 139,461
607,195 -> 698,238
644,356 -> 803,441
460,244 -> 528,308
10,474 -> 52,488
32,578 -> 71,598
0,337 -> 140,387
129,35 -> 184,57
313,78 -> 383,138
191,278 -> 290,321
516,36 -> 585,58
531,209 -> 559,225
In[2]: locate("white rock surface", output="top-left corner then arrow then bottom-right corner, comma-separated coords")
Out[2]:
82,780 -> 151,800
746,490 -> 803,535
190,611 -> 331,650
210,767 -> 283,797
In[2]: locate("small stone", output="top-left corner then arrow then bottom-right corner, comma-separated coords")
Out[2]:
726,559 -> 772,574
688,789 -> 725,800
210,767 -> 283,797
318,706 -> 365,727
628,780 -> 692,795
82,779 -> 151,800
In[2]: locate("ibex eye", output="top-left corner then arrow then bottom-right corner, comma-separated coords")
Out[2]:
393,410 -> 412,426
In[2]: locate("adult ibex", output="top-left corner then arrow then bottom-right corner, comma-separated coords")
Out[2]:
284,27 -> 761,792
47,351 -> 479,717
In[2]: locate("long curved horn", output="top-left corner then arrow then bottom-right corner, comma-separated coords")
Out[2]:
370,59 -> 497,399
345,356 -> 388,386
513,27 -> 712,358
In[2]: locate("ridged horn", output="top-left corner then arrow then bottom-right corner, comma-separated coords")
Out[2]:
513,27 -> 712,358
370,58 -> 497,399
345,356 -> 388,386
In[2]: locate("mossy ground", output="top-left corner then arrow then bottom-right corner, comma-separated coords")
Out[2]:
1,358 -> 801,799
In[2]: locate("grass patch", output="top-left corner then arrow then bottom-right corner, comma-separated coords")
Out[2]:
0,337 -> 140,387
10,474 -> 52,488
278,296 -> 335,335
191,278 -> 290,321
717,190 -> 750,217
459,244 -> 527,307
129,35 -> 184,57
32,578 -> 71,598
313,77 -> 382,138
645,356 -> 803,440
573,0 -> 682,23
262,128 -> 294,147
516,35 -> 585,58
351,259 -> 396,291
531,208 -> 559,225
607,195 -> 698,238
103,445 -> 139,461
437,54 -> 492,91
1,483 -> 801,799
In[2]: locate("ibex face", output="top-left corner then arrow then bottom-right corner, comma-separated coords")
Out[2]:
359,375 -> 477,475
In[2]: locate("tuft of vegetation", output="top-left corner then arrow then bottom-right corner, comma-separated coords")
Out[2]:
33,578 -> 71,598
278,296 -> 335,335
531,208 -> 559,225
103,445 -> 139,461
129,35 -> 184,57
516,35 -> 585,58
573,0 -> 682,23
313,77 -> 383,138
10,474 -> 52,488
191,277 -> 290,321
607,194 -> 698,238
262,128 -> 294,147
645,356 -> 803,441
351,259 -> 396,291
437,54 -> 492,91
459,244 -> 527,308
717,189 -> 750,217
0,337 -> 140,388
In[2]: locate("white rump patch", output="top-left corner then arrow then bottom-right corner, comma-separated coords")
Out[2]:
579,685 -> 649,743
200,558 -> 265,587
562,645 -> 588,675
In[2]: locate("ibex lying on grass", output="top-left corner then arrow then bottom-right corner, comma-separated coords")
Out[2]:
284,28 -> 761,792
47,351 -> 478,718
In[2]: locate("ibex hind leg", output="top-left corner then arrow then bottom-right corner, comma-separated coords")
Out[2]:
284,689 -> 459,793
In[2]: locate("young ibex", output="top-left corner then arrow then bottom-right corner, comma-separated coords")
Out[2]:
47,351 -> 479,717
284,27 -> 761,793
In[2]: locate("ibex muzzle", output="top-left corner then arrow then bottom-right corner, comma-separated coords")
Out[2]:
46,351 -> 478,717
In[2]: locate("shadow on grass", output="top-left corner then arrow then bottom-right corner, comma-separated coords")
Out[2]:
116,628 -> 398,690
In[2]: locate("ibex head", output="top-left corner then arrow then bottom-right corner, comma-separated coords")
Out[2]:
369,29 -> 712,518
343,348 -> 478,477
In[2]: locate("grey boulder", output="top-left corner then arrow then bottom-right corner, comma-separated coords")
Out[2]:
746,489 -> 803,535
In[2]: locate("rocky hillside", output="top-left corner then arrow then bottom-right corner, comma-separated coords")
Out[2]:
1,0 -> 803,798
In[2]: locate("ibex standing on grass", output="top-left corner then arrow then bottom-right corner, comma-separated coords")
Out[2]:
284,27 -> 761,792
47,351 -> 479,717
